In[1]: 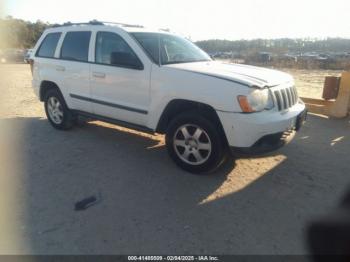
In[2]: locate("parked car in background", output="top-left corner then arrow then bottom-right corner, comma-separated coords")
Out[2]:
30,21 -> 307,174
0,50 -> 5,63
24,49 -> 33,63
0,49 -> 25,63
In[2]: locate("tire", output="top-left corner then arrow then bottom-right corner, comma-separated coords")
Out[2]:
44,89 -> 75,130
165,111 -> 228,174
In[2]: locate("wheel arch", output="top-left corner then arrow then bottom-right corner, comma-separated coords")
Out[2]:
156,99 -> 228,146
39,80 -> 64,102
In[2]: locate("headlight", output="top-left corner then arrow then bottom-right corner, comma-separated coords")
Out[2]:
237,89 -> 274,113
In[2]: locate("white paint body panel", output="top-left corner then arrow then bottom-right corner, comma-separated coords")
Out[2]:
146,64 -> 251,129
55,60 -> 92,113
166,61 -> 294,87
32,24 -> 306,148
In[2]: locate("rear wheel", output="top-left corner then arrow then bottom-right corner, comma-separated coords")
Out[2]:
44,89 -> 75,130
165,111 -> 227,174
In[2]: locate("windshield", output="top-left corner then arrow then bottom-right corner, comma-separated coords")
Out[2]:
131,32 -> 211,65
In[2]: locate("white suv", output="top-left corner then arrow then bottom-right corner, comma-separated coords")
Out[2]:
31,21 -> 306,173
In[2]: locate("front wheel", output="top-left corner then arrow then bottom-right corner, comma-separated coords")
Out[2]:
165,112 -> 228,174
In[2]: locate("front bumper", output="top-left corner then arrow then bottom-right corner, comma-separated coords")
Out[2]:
232,129 -> 296,155
217,101 -> 306,149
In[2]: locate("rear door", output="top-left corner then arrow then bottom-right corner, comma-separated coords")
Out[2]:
56,30 -> 93,113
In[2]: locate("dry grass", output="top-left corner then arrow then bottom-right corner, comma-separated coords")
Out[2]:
281,69 -> 343,99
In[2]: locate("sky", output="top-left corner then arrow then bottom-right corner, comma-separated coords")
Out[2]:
3,0 -> 350,41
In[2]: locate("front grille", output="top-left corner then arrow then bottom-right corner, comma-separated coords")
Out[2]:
272,85 -> 298,111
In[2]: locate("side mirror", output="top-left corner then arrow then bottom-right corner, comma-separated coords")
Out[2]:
110,52 -> 143,70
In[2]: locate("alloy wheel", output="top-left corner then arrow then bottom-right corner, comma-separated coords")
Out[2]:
173,124 -> 212,165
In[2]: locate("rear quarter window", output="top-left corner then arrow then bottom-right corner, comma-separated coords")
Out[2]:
36,32 -> 61,58
60,31 -> 91,62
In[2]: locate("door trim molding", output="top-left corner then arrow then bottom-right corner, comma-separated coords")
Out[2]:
70,93 -> 148,114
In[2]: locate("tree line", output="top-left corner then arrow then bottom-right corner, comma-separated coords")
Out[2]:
1,16 -> 350,55
0,16 -> 52,49
196,38 -> 350,55
0,16 -> 66,49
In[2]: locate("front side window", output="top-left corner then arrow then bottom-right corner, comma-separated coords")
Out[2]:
36,32 -> 61,58
60,31 -> 91,62
95,31 -> 143,69
130,33 -> 159,64
132,33 -> 211,65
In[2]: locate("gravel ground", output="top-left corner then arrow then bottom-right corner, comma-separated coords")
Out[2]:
0,64 -> 349,255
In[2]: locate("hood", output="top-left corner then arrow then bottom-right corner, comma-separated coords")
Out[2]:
166,61 -> 294,88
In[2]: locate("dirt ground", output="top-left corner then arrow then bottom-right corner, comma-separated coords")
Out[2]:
0,64 -> 349,255
282,69 -> 343,99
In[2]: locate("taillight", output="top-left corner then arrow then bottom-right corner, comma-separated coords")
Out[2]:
29,59 -> 34,75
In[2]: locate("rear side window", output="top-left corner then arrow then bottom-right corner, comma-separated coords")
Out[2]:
60,31 -> 91,62
95,31 -> 143,69
36,32 -> 61,58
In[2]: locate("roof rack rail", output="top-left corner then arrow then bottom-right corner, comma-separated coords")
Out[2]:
60,20 -> 104,26
89,20 -> 104,25
50,20 -> 144,28
99,21 -> 144,28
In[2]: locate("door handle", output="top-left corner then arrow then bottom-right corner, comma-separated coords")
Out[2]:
55,65 -> 65,71
92,72 -> 106,78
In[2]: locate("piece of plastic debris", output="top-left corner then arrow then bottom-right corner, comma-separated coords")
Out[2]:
74,196 -> 98,211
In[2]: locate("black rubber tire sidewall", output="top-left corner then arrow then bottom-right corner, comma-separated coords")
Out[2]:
165,111 -> 226,174
44,89 -> 74,130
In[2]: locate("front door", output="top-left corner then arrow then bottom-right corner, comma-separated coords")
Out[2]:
90,31 -> 151,126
